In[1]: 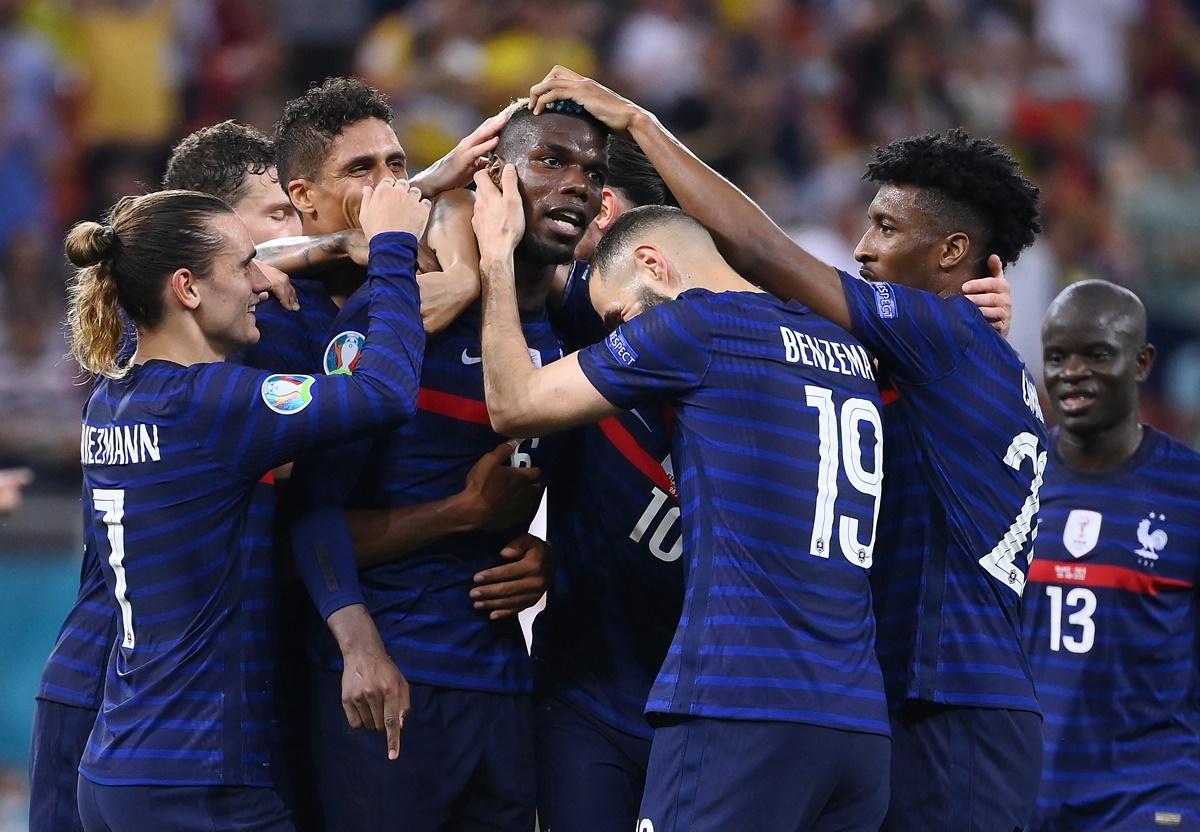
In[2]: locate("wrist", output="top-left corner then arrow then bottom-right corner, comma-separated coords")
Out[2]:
327,604 -> 386,657
439,491 -> 483,533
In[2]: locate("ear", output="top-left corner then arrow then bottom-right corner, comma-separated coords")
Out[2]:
596,188 -> 620,231
938,231 -> 971,270
168,268 -> 201,311
287,179 -> 317,219
1135,343 -> 1157,383
631,244 -> 672,288
486,157 -> 503,188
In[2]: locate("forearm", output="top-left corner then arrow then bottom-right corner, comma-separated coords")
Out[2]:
626,111 -> 849,327
346,496 -> 478,569
256,231 -> 352,276
479,257 -> 540,437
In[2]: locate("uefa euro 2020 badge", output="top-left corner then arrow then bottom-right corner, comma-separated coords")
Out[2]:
261,374 -> 315,415
324,330 -> 365,376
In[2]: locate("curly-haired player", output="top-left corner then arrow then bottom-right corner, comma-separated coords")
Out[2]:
528,67 -> 1047,832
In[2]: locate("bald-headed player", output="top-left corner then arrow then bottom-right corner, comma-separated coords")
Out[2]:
1023,280 -> 1200,831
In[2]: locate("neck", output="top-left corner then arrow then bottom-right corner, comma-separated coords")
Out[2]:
689,262 -> 763,295
934,267 -> 971,299
132,321 -> 227,368
1056,417 -> 1144,472
512,249 -> 557,321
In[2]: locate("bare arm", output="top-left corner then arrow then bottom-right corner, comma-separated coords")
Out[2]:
409,112 -> 509,200
324,604 -> 409,760
417,189 -> 482,335
473,166 -> 618,437
256,230 -> 366,276
528,67 -> 852,329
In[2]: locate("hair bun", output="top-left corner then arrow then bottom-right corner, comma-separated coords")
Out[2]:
65,221 -> 119,268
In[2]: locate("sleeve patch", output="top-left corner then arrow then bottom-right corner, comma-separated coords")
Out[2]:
871,281 -> 898,319
261,374 -> 315,414
323,330 -> 365,376
605,329 -> 639,366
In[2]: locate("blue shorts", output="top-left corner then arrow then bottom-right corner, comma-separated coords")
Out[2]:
882,701 -> 1042,832
29,698 -> 96,832
638,716 -> 890,832
535,693 -> 652,832
77,779 -> 292,832
310,666 -> 535,831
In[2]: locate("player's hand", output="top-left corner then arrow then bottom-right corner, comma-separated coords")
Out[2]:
359,178 -> 432,243
0,467 -> 33,514
256,260 -> 299,312
410,111 -> 510,199
417,268 -> 480,335
340,644 -> 411,761
471,533 -> 555,620
341,228 -> 370,267
528,66 -> 644,133
471,166 -> 525,265
963,254 -> 1012,337
450,441 -> 543,532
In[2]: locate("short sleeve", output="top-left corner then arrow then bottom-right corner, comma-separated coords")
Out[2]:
839,270 -> 976,384
577,291 -> 714,411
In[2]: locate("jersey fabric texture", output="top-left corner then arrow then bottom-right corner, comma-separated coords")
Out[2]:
577,288 -> 889,737
291,299 -> 564,694
77,232 -> 423,788
1024,427 -> 1200,831
840,271 -> 1048,714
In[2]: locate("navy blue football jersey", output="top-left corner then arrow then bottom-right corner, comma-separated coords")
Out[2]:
578,289 -> 889,736
1024,428 -> 1200,831
235,277 -> 339,373
292,298 -> 564,693
77,232 -> 424,787
840,272 -> 1048,714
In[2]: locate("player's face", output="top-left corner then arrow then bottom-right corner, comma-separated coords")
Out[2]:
503,114 -> 607,266
588,258 -> 672,329
233,167 -> 301,244
196,213 -> 271,352
854,184 -> 943,292
300,118 -> 408,235
1042,310 -> 1152,436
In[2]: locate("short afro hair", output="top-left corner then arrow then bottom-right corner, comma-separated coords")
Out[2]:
592,205 -> 707,280
864,128 -> 1041,266
274,77 -> 394,186
494,98 -> 609,162
161,120 -> 274,206
606,135 -> 676,209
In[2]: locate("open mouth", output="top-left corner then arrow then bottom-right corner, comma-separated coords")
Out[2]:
1058,390 -> 1097,414
545,207 -> 586,237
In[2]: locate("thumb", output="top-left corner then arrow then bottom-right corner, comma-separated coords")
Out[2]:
500,164 -> 519,194
499,534 -> 534,559
987,253 -> 1003,280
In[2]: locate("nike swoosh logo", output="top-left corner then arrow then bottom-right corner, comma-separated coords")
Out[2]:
461,349 -> 483,365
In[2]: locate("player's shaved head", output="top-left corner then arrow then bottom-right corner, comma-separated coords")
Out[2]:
592,205 -> 715,281
1043,279 -> 1147,348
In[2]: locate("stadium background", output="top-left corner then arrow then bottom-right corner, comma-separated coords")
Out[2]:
0,0 -> 1198,826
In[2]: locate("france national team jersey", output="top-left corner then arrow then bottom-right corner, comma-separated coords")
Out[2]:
293,298 -> 564,693
537,260 -> 684,739
839,272 -> 1047,714
35,282 -> 336,717
577,289 -> 889,735
77,232 -> 424,787
1024,427 -> 1200,831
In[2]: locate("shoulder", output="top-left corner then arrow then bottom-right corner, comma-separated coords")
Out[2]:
1146,427 -> 1200,477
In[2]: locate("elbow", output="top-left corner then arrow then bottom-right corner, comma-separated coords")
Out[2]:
486,396 -> 540,439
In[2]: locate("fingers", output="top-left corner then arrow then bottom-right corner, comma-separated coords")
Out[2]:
961,276 -> 1007,295
497,532 -> 537,559
964,292 -> 1004,309
383,683 -> 405,761
987,253 -> 1004,280
474,558 -> 538,585
974,305 -> 1006,322
499,164 -> 519,194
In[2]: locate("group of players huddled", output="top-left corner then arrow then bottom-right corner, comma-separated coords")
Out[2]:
27,66 -> 1200,832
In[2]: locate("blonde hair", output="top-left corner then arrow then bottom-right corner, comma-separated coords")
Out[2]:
64,190 -> 232,378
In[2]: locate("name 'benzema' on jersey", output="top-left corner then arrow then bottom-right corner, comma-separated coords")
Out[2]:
780,325 -> 875,381
80,423 -> 161,466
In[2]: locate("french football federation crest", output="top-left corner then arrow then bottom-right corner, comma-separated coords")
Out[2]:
324,330 -> 365,375
1134,512 -> 1168,565
261,374 -> 315,415
1063,509 -> 1102,558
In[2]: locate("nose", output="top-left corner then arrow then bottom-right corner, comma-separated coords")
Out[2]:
1058,353 -> 1089,380
853,229 -> 872,263
560,165 -> 589,198
250,262 -> 272,296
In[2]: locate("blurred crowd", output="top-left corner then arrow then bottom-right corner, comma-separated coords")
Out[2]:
3,0 -> 1200,486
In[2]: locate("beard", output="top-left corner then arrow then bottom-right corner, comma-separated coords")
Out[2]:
516,228 -> 576,267
637,283 -> 672,314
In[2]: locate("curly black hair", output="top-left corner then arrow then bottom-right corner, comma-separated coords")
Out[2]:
607,135 -> 676,209
273,77 -> 394,186
161,121 -> 274,207
864,128 -> 1041,266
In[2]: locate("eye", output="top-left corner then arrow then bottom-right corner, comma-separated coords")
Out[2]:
588,170 -> 606,184
269,210 -> 287,222
541,156 -> 561,167
879,223 -> 895,235
388,160 -> 406,173
1088,350 -> 1111,361
1044,351 -> 1063,365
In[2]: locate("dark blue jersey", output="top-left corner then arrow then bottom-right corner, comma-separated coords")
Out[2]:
77,232 -> 424,788
840,273 -> 1048,714
37,282 -> 336,714
578,289 -> 889,736
292,299 -> 564,694
537,260 -> 684,739
1024,428 -> 1200,831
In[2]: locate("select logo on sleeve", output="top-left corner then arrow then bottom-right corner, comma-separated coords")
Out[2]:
261,374 -> 315,414
871,281 -> 898,319
606,330 -> 638,366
